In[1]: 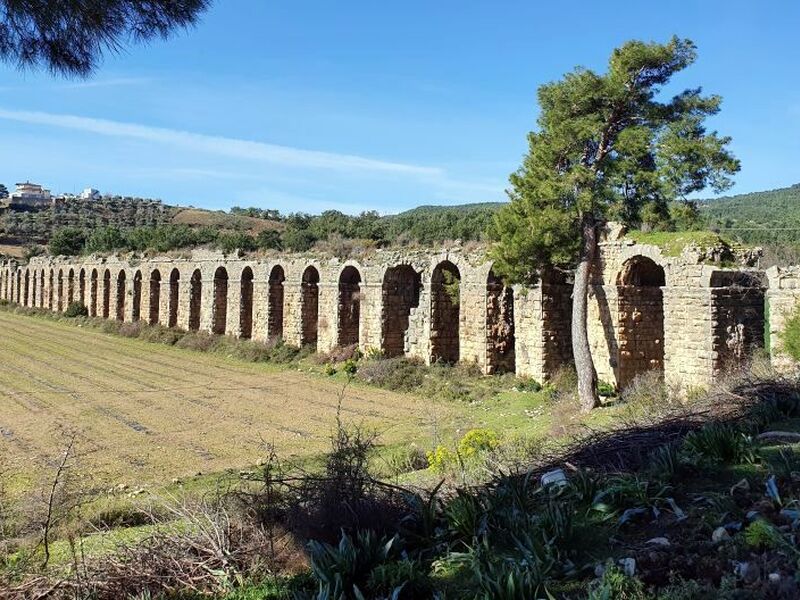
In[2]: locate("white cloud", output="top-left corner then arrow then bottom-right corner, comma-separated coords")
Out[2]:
0,107 -> 443,177
58,77 -> 153,89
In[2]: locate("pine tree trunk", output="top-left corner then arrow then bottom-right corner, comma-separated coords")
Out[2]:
572,214 -> 600,411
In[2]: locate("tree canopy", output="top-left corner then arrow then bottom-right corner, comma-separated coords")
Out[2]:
0,0 -> 210,77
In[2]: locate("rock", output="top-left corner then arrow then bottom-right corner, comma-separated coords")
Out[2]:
756,431 -> 800,445
734,561 -> 760,583
712,527 -> 730,543
540,468 -> 568,488
746,510 -> 761,522
594,563 -> 606,578
646,537 -> 670,547
769,573 -> 781,584
618,558 -> 636,576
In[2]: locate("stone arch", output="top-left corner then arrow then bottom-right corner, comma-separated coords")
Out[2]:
149,269 -> 161,325
116,270 -> 127,321
338,265 -> 362,347
102,269 -> 111,318
78,268 -> 86,306
132,270 -> 143,322
381,264 -> 421,358
301,266 -> 320,348
431,260 -> 461,364
90,269 -> 98,316
267,265 -> 285,341
189,269 -> 202,331
57,269 -> 64,311
168,269 -> 180,327
212,266 -> 228,335
239,266 -> 254,339
67,268 -> 75,305
616,255 -> 666,389
486,269 -> 515,374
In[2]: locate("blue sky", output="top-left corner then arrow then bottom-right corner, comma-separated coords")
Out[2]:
0,0 -> 798,214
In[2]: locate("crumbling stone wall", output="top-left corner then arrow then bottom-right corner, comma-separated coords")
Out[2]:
766,266 -> 800,372
0,242 -> 775,387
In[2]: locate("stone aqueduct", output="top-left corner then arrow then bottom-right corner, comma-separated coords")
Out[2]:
2,238 -> 799,389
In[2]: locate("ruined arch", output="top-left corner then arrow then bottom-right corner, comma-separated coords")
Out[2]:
132,270 -> 143,322
301,266 -> 320,348
23,270 -> 29,306
338,266 -> 361,347
381,264 -> 421,358
239,266 -> 254,339
102,269 -> 111,318
267,265 -> 285,341
67,268 -> 75,305
116,271 -> 127,321
57,269 -> 64,311
616,256 -> 666,389
486,270 -> 515,373
168,269 -> 180,327
90,269 -> 98,316
431,260 -> 461,364
189,269 -> 202,331
78,269 -> 86,307
15,270 -> 21,304
212,267 -> 228,335
149,269 -> 161,325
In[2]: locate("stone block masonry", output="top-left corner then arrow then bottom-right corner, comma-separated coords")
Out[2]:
0,241 -> 781,389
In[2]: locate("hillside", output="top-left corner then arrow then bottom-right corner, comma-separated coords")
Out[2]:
699,183 -> 800,245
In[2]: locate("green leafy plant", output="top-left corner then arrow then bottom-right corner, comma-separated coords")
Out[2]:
63,301 -> 88,318
681,423 -> 758,466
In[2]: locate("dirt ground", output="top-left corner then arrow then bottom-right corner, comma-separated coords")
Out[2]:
0,311 -> 452,490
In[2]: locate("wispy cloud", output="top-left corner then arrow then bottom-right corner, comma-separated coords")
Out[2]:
58,77 -> 152,90
0,107 -> 443,177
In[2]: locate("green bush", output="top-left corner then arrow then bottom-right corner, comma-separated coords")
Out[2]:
780,301 -> 800,361
63,301 -> 88,318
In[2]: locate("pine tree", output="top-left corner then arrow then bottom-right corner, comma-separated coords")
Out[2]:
491,37 -> 740,410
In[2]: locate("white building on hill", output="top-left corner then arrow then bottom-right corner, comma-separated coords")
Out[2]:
9,181 -> 52,208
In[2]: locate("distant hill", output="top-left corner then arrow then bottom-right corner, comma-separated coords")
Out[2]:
699,183 -> 800,245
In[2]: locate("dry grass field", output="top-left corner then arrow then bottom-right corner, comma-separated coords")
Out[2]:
0,310 -> 454,491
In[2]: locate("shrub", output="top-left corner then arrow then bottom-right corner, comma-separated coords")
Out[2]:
743,519 -> 783,550
63,301 -> 88,318
780,300 -> 800,361
588,565 -> 650,600
681,423 -> 758,466
356,357 -> 426,392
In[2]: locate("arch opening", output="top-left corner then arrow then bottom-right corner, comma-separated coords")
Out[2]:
39,269 -> 45,308
267,265 -> 285,341
102,269 -> 111,318
149,269 -> 161,325
616,256 -> 665,389
57,269 -> 64,311
431,261 -> 461,364
212,267 -> 228,335
67,268 -> 75,306
486,270 -> 515,374
90,269 -> 98,316
132,271 -> 142,322
116,271 -> 127,321
301,266 -> 320,348
189,269 -> 202,331
239,267 -> 254,339
381,265 -> 421,358
168,269 -> 180,327
337,266 -> 361,347
78,269 -> 86,307
48,269 -> 54,310
22,270 -> 29,306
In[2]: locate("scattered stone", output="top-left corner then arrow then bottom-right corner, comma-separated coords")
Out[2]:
756,431 -> 800,445
769,573 -> 781,584
594,563 -> 606,578
746,510 -> 761,522
540,468 -> 567,488
646,537 -> 670,547
618,558 -> 636,576
712,527 -> 730,543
